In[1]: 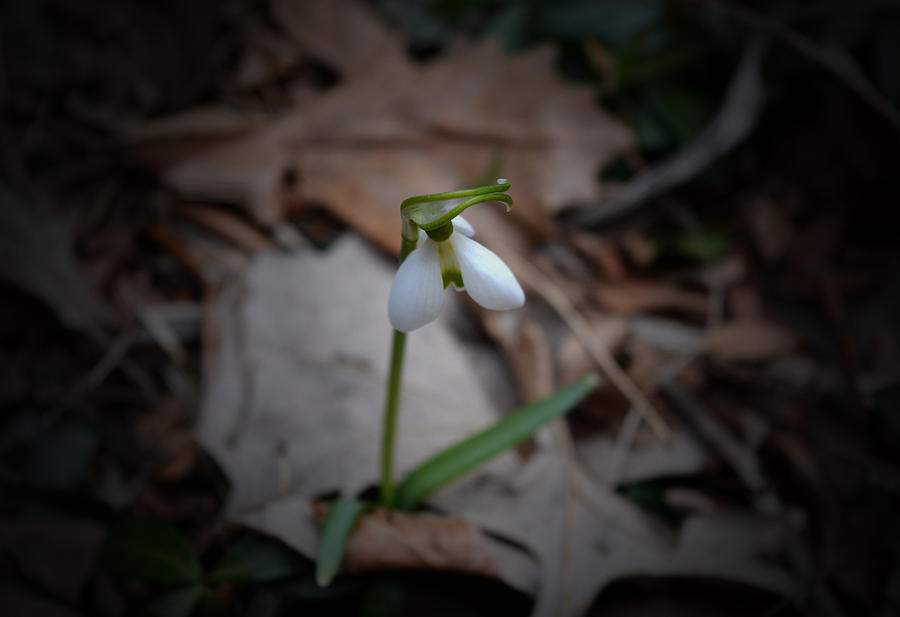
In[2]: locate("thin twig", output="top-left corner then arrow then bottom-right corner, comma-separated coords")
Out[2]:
606,405 -> 642,485
699,0 -> 900,137
662,380 -> 778,512
570,40 -> 765,226
818,272 -> 865,417
662,379 -> 849,617
492,318 -> 578,615
553,420 -> 577,617
508,254 -> 671,442
496,319 -> 577,615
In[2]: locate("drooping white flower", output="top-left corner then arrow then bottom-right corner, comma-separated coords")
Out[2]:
388,216 -> 524,332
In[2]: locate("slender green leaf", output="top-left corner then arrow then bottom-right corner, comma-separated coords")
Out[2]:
100,519 -> 200,583
395,374 -> 598,510
315,497 -> 369,587
141,585 -> 204,617
207,532 -> 304,583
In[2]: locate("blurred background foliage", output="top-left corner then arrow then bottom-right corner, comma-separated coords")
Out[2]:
2,0 -> 900,615
375,0 -> 900,154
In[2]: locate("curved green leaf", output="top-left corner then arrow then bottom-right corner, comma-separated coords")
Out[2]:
400,180 -> 512,230
315,497 -> 369,587
395,374 -> 598,511
100,519 -> 200,583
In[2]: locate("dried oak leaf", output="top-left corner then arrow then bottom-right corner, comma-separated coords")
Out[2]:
130,0 -> 631,254
198,236 -> 797,616
195,236 -> 514,511
593,281 -> 708,316
312,504 -> 507,581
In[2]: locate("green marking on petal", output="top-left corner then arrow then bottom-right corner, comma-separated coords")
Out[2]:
437,240 -> 465,289
441,268 -> 464,289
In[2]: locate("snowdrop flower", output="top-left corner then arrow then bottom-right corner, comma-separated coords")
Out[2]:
388,214 -> 524,332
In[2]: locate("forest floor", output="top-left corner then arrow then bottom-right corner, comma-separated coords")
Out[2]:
2,1 -> 900,616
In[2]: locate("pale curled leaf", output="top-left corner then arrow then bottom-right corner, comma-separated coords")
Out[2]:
196,236 -> 512,512
430,453 -> 797,616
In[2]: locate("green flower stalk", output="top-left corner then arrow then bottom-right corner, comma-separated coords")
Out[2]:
317,179 -> 597,586
379,179 -> 523,506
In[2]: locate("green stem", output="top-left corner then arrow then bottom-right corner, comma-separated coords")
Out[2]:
379,235 -> 417,508
380,328 -> 407,507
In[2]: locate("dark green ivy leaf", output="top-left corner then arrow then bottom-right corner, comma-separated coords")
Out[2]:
208,532 -> 306,584
100,519 -> 201,584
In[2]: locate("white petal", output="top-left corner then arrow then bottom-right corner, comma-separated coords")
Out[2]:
452,216 -> 475,237
388,240 -> 445,332
451,233 -> 525,311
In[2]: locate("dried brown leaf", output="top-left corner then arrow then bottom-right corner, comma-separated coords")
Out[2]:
729,284 -> 767,320
180,203 -> 271,251
701,320 -> 798,361
146,224 -> 247,284
271,0 -> 399,76
747,198 -> 794,264
133,0 -> 630,253
503,320 -> 555,403
688,255 -> 747,290
314,504 -> 501,579
197,237 -> 797,614
557,317 -> 629,386
569,231 -> 629,282
593,281 -> 707,316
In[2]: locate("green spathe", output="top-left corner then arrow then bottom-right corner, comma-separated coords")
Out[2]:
401,179 -> 512,235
